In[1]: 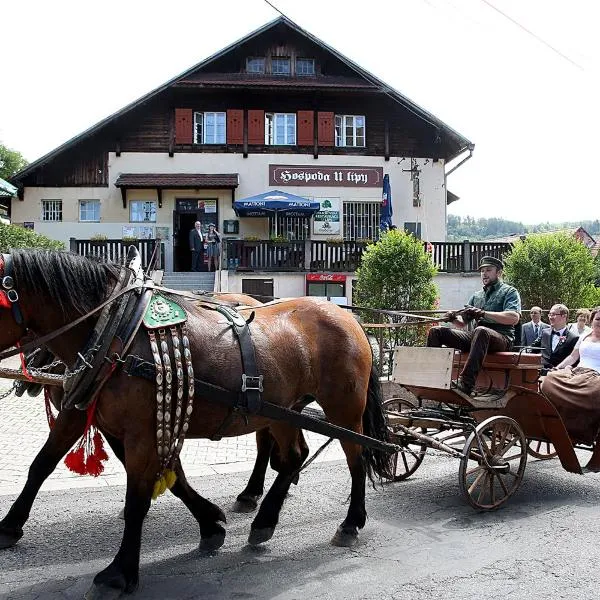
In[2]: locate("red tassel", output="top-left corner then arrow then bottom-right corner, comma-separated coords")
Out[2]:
63,399 -> 109,477
16,341 -> 34,382
44,387 -> 56,430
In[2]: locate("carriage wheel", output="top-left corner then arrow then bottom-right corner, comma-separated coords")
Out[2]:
527,439 -> 558,460
458,416 -> 527,510
382,397 -> 427,482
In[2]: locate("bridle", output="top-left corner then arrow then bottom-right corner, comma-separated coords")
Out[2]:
0,254 -> 25,325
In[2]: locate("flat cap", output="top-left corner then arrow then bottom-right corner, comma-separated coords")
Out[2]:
478,256 -> 504,270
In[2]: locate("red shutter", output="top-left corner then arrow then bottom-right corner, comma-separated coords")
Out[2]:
175,108 -> 193,144
297,110 -> 314,146
226,109 -> 244,145
248,110 -> 265,145
317,112 -> 334,146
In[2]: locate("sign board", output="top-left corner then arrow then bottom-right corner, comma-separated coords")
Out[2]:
269,165 -> 384,187
306,273 -> 346,282
392,347 -> 454,389
313,197 -> 340,235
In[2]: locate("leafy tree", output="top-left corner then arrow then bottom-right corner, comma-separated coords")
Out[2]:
0,143 -> 28,180
354,231 -> 438,353
503,233 -> 600,310
0,224 -> 64,252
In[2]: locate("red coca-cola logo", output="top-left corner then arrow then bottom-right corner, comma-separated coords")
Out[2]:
306,273 -> 346,282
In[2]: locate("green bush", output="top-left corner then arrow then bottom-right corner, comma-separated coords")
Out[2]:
503,233 -> 599,309
0,224 -> 64,252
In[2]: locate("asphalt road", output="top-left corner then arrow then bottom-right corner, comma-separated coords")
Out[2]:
1,452 -> 600,600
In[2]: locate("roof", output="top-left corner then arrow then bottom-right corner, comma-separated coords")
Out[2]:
0,177 -> 17,198
114,173 -> 239,189
11,16 -> 473,185
446,190 -> 460,205
482,227 -> 597,245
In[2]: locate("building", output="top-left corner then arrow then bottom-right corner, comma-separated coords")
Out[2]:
9,16 -> 473,302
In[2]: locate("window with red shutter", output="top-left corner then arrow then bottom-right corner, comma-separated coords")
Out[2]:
226,109 -> 243,145
248,110 -> 265,145
317,112 -> 334,147
175,108 -> 193,145
297,110 -> 314,146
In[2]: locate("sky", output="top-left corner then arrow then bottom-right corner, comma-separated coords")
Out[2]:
1,0 -> 598,224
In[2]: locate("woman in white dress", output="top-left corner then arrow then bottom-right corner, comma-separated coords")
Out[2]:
540,306 -> 600,470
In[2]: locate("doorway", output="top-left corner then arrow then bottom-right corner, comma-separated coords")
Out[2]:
173,198 -> 219,272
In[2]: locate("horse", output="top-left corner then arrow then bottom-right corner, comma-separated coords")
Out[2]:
0,250 -> 391,598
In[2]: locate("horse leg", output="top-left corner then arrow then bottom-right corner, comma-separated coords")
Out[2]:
232,428 -> 274,513
248,424 -> 308,546
0,408 -> 87,549
87,441 -> 154,598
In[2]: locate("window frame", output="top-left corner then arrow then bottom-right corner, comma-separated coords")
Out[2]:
342,200 -> 380,241
246,57 -> 266,74
296,57 -> 315,76
335,114 -> 366,148
271,56 -> 291,76
193,111 -> 226,145
78,199 -> 100,222
41,199 -> 63,222
265,112 -> 296,145
129,200 -> 157,223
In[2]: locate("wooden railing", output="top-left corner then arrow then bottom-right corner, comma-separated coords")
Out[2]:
225,240 -> 306,271
309,241 -> 368,272
69,238 -> 163,270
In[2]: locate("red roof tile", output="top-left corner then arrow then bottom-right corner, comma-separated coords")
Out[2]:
115,173 -> 239,188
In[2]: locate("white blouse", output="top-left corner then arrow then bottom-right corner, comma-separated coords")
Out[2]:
575,334 -> 600,373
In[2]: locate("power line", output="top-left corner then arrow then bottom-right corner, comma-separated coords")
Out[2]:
478,0 -> 584,71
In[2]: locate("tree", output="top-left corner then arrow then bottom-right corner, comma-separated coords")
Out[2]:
0,143 -> 28,180
0,224 -> 64,252
503,233 -> 600,310
354,230 -> 438,351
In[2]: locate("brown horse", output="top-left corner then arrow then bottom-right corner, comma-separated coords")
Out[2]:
0,250 -> 391,598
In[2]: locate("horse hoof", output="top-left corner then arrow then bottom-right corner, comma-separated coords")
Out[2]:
248,526 -> 275,546
0,527 -> 23,549
232,496 -> 259,513
199,531 -> 226,553
84,584 -> 125,600
331,526 -> 358,548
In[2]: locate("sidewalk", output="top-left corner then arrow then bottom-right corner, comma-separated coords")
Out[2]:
0,357 -> 344,496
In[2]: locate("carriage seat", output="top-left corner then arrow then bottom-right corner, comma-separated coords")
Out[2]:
456,351 -> 541,370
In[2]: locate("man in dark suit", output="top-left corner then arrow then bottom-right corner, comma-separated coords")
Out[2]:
532,303 -> 578,368
189,221 -> 204,272
521,305 -> 550,347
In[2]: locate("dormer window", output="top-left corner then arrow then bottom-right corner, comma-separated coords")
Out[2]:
296,58 -> 315,76
247,57 -> 265,74
272,57 -> 291,75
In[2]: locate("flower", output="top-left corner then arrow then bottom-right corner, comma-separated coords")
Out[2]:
558,336 -> 566,344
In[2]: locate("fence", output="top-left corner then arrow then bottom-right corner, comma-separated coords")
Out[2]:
69,238 -> 163,270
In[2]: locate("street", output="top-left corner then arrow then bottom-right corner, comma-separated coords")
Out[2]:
2,447 -> 600,599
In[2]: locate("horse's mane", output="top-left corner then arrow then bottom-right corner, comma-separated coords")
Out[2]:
11,249 -> 120,316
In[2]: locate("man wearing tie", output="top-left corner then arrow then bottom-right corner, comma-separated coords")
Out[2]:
189,221 -> 204,272
521,306 -> 549,348
531,303 -> 578,369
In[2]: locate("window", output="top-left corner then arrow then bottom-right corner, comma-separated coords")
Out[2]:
307,282 -> 345,299
404,222 -> 422,239
193,111 -> 226,144
335,115 -> 366,147
130,200 -> 156,223
296,58 -> 315,76
246,57 -> 265,73
79,199 -> 100,222
268,215 -> 310,240
271,56 -> 291,75
265,113 -> 296,145
343,201 -> 380,241
41,200 -> 62,222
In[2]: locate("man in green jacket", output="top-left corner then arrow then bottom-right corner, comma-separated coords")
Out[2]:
427,256 -> 521,396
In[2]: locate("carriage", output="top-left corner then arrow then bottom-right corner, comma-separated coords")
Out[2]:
382,346 -> 592,510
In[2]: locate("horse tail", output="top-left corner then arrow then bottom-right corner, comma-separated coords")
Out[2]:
362,362 -> 394,484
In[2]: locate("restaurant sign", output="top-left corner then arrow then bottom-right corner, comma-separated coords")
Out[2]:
306,273 -> 347,282
269,165 -> 384,187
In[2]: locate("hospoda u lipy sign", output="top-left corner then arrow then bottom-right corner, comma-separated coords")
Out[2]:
269,165 -> 384,187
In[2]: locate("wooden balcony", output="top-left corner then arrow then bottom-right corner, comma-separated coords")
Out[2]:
69,238 -> 163,270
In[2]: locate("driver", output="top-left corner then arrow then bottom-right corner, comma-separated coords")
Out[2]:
426,256 -> 521,397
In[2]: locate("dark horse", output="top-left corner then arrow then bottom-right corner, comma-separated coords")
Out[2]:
0,250 -> 391,598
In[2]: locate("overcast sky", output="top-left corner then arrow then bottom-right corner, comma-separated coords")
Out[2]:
1,0 -> 598,224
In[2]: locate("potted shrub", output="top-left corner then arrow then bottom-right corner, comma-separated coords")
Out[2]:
326,236 -> 345,245
269,234 -> 287,245
243,235 -> 262,247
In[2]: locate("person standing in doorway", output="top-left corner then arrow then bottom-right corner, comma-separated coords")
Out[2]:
521,306 -> 549,347
189,221 -> 204,272
205,224 -> 221,272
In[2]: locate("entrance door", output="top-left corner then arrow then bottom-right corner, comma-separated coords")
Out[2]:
173,199 -> 219,272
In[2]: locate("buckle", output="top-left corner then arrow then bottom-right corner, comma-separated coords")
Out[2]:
241,374 -> 263,393
2,276 -> 14,290
6,289 -> 18,303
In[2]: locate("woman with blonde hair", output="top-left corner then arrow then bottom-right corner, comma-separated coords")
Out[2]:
204,224 -> 221,272
540,306 -> 600,471
568,308 -> 592,337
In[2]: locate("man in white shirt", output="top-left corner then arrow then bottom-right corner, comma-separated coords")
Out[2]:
532,303 -> 579,368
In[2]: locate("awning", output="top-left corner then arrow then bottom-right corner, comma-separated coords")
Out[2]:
114,173 -> 239,208
0,177 -> 17,198
233,190 -> 320,218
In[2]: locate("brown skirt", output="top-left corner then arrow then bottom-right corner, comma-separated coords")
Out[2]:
540,367 -> 600,445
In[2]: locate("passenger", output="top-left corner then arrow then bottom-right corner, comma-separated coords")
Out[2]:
531,304 -> 579,369
568,308 -> 592,337
427,256 -> 521,397
540,306 -> 600,471
521,305 -> 549,347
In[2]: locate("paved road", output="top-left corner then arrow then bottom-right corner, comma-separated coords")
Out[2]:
2,452 -> 600,599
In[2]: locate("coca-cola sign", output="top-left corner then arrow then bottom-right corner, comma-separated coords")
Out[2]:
306,273 -> 347,282
270,165 -> 383,187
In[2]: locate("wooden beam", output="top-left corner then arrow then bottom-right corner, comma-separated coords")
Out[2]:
121,187 -> 127,209
243,109 -> 248,158
115,141 -> 121,157
231,187 -> 236,207
384,120 -> 390,161
157,188 -> 162,208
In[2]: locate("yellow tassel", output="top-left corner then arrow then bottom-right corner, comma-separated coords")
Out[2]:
151,469 -> 177,500
165,469 -> 177,489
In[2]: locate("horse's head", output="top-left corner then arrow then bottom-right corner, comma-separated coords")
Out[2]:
0,253 -> 31,349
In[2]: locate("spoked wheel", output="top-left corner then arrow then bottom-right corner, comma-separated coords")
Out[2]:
382,397 -> 427,481
527,439 -> 558,460
459,416 -> 527,510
